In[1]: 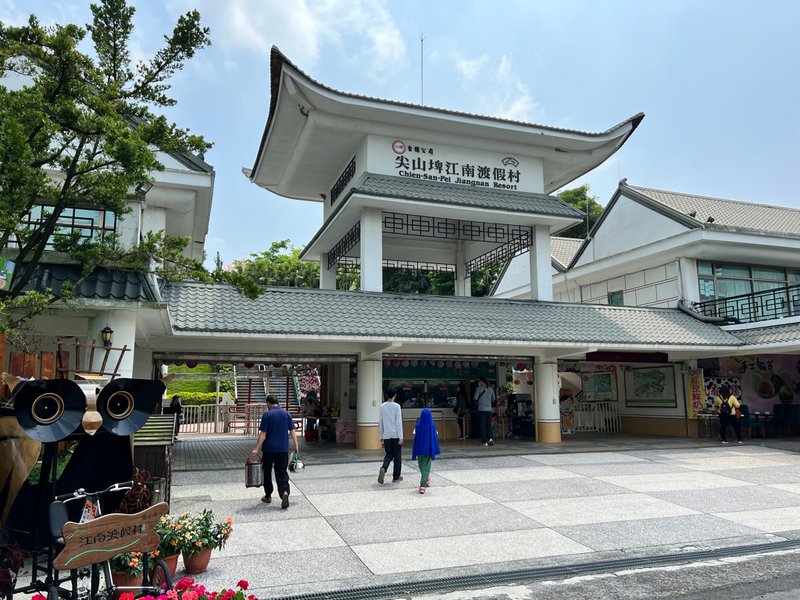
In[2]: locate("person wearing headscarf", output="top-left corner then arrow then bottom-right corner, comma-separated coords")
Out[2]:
412,407 -> 441,494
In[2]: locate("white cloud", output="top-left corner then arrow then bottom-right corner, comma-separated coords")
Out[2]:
455,54 -> 488,81
491,53 -> 539,122
167,0 -> 404,81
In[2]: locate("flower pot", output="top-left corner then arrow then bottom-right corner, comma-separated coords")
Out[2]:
182,548 -> 212,574
112,572 -> 144,600
162,552 -> 179,576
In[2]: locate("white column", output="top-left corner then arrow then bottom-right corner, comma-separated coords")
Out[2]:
132,347 -> 153,379
356,358 -> 383,449
89,311 -> 136,378
455,240 -> 471,297
320,253 -> 337,290
530,225 -> 553,301
534,360 -> 561,443
359,208 -> 383,292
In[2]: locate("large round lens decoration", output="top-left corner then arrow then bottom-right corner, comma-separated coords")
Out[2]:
31,393 -> 65,425
106,391 -> 134,420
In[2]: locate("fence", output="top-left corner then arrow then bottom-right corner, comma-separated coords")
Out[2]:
180,404 -> 221,434
573,401 -> 620,433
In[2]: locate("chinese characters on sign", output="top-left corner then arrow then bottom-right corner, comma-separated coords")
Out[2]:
391,139 -> 523,190
739,359 -> 774,373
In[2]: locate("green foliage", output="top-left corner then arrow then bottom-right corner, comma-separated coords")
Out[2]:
0,0 -> 212,344
556,184 -> 603,239
215,363 -> 235,395
166,364 -> 215,393
166,392 -> 222,405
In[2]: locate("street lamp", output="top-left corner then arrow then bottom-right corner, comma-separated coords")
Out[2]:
101,326 -> 114,347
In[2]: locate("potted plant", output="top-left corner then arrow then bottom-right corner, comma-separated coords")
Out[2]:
153,513 -> 184,575
179,509 -> 234,574
109,552 -> 144,599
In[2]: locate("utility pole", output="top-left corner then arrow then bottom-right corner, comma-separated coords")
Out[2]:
420,33 -> 424,105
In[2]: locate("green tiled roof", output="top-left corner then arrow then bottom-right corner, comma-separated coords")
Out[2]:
162,283 -> 743,349
21,264 -> 158,302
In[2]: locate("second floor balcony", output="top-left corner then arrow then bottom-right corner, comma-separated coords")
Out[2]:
694,284 -> 800,325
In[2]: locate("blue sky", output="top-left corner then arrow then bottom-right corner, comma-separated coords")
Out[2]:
3,0 -> 798,267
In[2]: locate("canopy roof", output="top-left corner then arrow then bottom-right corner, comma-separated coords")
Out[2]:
247,47 -> 644,200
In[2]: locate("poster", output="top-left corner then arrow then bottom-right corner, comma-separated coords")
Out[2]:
686,369 -> 704,418
625,366 -> 676,407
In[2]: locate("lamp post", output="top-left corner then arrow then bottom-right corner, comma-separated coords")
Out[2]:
101,326 -> 114,347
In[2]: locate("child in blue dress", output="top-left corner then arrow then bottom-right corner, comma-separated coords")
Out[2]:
412,408 -> 441,494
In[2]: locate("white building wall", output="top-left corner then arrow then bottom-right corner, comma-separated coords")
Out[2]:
574,195 -> 687,267
576,260 -> 681,307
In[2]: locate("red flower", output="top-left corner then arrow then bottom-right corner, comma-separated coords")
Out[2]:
175,577 -> 195,591
237,580 -> 249,591
120,593 -> 135,600
32,595 -> 47,600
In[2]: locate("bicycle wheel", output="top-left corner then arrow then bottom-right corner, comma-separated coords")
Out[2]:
150,559 -> 173,593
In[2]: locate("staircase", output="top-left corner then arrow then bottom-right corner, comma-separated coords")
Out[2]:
233,365 -> 302,421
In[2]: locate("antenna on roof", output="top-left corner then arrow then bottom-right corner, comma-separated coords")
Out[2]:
420,32 -> 424,105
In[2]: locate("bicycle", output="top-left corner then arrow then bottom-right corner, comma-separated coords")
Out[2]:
46,481 -> 172,600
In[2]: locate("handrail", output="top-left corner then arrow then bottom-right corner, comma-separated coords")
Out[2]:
693,283 -> 800,325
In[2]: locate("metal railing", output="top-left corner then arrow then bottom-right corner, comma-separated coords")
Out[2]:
694,284 -> 800,324
181,404 -> 222,434
574,402 -> 620,433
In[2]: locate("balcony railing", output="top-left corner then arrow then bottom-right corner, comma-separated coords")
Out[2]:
694,284 -> 800,324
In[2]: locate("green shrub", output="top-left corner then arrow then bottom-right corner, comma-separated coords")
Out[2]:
166,364 -> 215,394
171,392 -> 228,406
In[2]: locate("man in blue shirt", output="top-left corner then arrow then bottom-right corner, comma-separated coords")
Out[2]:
251,396 -> 299,509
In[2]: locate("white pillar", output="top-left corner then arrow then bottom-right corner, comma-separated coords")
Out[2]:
530,225 -> 553,301
534,360 -> 561,443
89,310 -> 136,378
132,346 -> 153,379
356,358 -> 383,449
455,240 -> 471,297
359,208 -> 383,292
320,253 -> 336,290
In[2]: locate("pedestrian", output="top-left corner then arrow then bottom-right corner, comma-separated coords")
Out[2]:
163,394 -> 182,441
302,390 -> 319,440
412,407 -> 441,494
378,386 -> 403,484
454,384 -> 469,440
473,377 -> 495,446
714,385 -> 742,444
252,395 -> 300,509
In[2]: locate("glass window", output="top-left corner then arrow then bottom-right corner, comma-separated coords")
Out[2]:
699,278 -> 715,300
715,263 -> 750,278
608,291 -> 623,306
752,266 -> 785,281
697,261 -> 713,276
717,278 -> 751,297
789,270 -> 800,283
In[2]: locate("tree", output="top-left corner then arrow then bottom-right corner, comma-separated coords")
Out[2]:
556,184 -> 604,239
0,0 -> 212,345
225,240 -> 320,291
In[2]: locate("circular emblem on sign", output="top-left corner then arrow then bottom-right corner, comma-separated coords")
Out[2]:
391,140 -> 406,154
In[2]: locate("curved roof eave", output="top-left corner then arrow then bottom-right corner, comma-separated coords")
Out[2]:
249,46 -> 645,186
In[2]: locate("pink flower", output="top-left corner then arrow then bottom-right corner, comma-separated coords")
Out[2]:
32,595 -> 47,600
220,590 -> 235,600
183,591 -> 198,600
237,581 -> 249,591
175,578 -> 195,591
120,593 -> 135,600
247,595 -> 257,600
166,590 -> 178,600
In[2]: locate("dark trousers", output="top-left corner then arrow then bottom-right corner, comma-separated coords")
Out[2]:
477,411 -> 492,443
262,451 -> 290,498
381,438 -> 403,480
719,415 -> 742,442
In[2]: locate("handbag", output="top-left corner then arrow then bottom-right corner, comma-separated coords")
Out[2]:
289,451 -> 304,473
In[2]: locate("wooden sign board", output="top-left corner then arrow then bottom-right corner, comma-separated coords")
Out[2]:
53,502 -> 168,570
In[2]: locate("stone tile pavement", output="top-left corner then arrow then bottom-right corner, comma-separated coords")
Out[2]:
167,436 -> 800,599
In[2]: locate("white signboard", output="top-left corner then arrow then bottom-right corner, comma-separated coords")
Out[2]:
368,136 -> 544,194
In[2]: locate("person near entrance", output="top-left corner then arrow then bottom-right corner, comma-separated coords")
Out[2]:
252,395 -> 299,509
473,378 -> 495,446
412,407 -> 441,494
714,385 -> 742,444
163,394 -> 183,441
454,384 -> 469,440
378,386 -> 403,484
301,390 -> 319,441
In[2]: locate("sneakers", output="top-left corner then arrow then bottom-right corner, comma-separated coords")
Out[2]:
481,443 -> 489,447
392,476 -> 403,483
378,467 -> 385,485
281,491 -> 289,509
721,440 -> 729,444
458,436 -> 466,440
737,440 -> 744,444
419,486 -> 425,494
261,495 -> 271,504
488,439 -> 495,446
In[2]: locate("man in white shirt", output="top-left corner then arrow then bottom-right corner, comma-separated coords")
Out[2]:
378,386 -> 403,484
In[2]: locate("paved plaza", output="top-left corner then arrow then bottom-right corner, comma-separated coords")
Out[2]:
168,436 -> 800,599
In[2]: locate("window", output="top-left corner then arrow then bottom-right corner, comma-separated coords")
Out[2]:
10,205 -> 117,251
608,290 -> 624,306
697,260 -> 800,320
